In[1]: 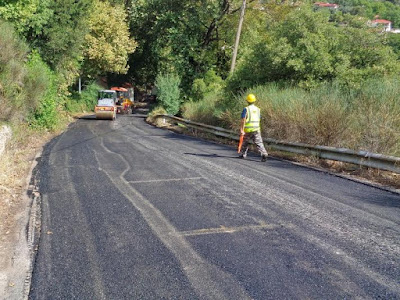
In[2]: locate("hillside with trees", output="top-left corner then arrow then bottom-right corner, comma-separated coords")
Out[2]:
0,0 -> 135,129
0,0 -> 399,156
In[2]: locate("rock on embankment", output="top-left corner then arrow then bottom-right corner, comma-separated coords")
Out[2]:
0,125 -> 12,156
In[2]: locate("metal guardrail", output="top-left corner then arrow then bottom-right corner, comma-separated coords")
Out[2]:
155,114 -> 400,174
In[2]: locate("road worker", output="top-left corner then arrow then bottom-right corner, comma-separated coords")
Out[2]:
239,93 -> 268,162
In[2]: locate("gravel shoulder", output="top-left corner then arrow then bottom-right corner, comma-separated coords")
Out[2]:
0,126 -> 61,299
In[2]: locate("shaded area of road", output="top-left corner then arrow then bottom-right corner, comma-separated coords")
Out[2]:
29,113 -> 400,299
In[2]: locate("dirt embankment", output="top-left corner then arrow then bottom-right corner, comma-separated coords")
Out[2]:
0,125 -> 12,156
0,124 -> 57,299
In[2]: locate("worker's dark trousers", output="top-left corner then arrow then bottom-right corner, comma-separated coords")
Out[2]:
240,131 -> 268,156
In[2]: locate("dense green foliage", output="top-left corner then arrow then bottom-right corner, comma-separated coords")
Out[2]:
191,70 -> 225,101
154,73 -> 182,115
66,82 -> 102,113
0,0 -> 136,129
227,7 -> 399,91
127,0 -> 244,92
0,0 -> 399,156
0,0 -> 93,89
83,0 -> 137,77
0,21 -> 60,129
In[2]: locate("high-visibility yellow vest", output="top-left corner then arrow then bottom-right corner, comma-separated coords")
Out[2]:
244,104 -> 261,133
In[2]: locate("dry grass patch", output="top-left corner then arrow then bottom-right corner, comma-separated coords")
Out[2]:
0,124 -> 57,269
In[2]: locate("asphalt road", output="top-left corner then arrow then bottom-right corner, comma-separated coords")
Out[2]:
29,112 -> 400,299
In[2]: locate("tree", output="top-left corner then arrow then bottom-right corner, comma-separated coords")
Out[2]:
0,0 -> 53,37
227,6 -> 400,91
83,0 -> 137,77
155,73 -> 181,115
126,0 -> 244,92
0,0 -> 94,90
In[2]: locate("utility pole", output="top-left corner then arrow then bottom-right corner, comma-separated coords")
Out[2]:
230,0 -> 246,74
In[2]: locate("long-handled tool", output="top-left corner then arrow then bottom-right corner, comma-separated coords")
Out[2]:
237,134 -> 244,153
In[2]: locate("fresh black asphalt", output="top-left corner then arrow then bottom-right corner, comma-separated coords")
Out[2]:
29,112 -> 400,299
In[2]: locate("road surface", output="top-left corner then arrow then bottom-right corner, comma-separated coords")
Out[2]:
29,112 -> 400,299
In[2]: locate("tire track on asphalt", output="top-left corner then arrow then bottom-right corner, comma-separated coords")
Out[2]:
37,129 -> 108,300
181,154 -> 400,295
93,136 -> 252,300
125,126 -> 400,243
115,125 -> 400,296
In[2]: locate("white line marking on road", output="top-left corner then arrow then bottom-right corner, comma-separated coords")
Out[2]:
128,177 -> 203,184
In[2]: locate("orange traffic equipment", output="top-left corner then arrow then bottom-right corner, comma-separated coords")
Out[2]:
238,134 -> 244,153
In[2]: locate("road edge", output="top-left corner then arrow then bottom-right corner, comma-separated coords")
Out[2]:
1,148 -> 43,300
156,123 -> 400,196
22,149 -> 42,299
274,156 -> 400,196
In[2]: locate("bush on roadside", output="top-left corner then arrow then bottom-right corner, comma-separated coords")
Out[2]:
0,21 -> 61,130
27,53 -> 60,130
190,70 -> 225,102
146,106 -> 167,126
0,20 -> 29,121
66,82 -> 102,113
154,73 -> 181,115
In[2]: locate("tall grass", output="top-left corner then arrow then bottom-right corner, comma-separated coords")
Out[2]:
182,91 -> 225,126
347,78 -> 400,155
183,78 -> 400,157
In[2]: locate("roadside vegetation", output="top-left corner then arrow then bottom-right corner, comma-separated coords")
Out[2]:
0,0 -> 399,165
179,4 -> 400,157
183,79 -> 400,157
0,0 -> 136,250
1,0 -> 399,156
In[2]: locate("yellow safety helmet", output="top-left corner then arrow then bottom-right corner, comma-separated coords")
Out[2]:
246,93 -> 256,103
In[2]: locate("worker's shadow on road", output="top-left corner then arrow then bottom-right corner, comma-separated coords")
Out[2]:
184,152 -> 257,160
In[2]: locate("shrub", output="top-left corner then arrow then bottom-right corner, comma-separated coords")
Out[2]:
0,21 -> 61,130
27,53 -> 60,130
191,78 -> 207,101
146,106 -> 167,126
155,73 -> 181,115
0,20 -> 29,121
190,70 -> 225,101
66,82 -> 102,113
